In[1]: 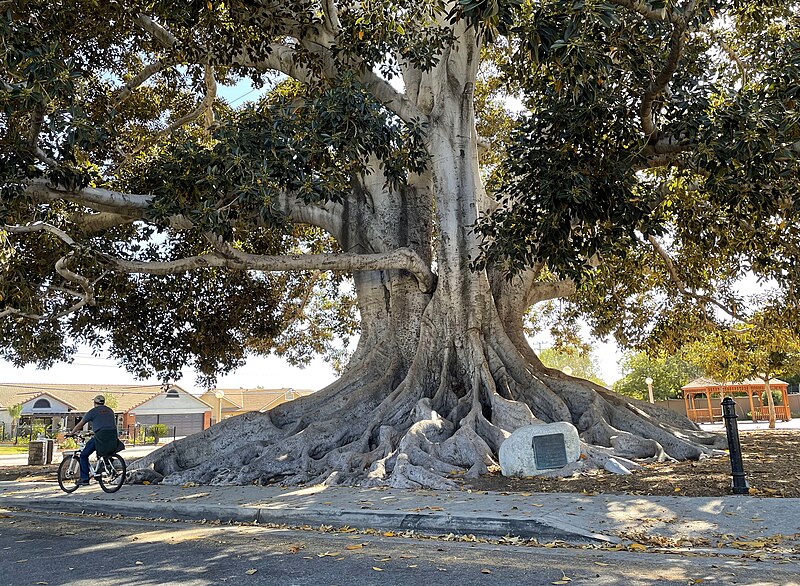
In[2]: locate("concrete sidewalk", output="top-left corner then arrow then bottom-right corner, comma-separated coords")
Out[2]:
1,480 -> 798,555
0,443 -> 169,467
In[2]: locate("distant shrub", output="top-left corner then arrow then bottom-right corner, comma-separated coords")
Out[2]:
149,424 -> 169,444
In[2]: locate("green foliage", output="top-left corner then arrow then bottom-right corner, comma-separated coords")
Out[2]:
61,436 -> 78,450
538,345 -> 605,386
762,389 -> 784,406
476,0 -> 800,354
103,393 -> 119,411
3,0 -> 800,389
7,404 -> 22,420
149,423 -> 169,443
682,319 -> 800,384
613,352 -> 702,401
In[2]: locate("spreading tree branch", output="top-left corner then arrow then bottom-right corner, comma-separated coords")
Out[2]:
526,280 -> 577,307
320,0 -> 342,33
133,13 -> 179,48
2,223 -> 96,321
24,179 -> 153,215
101,246 -> 437,293
699,25 -> 749,85
647,234 -> 753,325
116,59 -> 173,106
641,26 -> 686,138
128,64 -> 217,157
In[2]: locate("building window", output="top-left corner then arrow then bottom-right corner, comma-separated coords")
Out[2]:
33,398 -> 51,409
165,388 -> 179,399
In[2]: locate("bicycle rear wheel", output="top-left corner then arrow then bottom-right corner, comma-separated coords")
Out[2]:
57,457 -> 80,493
97,455 -> 126,493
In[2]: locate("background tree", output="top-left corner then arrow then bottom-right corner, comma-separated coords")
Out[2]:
538,346 -> 606,386
614,352 -> 702,402
7,403 -> 22,443
682,322 -> 800,427
3,1 -> 797,488
149,423 -> 169,445
103,393 -> 120,412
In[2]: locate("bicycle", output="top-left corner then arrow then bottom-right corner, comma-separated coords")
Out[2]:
57,432 -> 126,494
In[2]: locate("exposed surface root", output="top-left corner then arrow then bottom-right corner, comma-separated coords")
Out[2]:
132,334 -> 726,490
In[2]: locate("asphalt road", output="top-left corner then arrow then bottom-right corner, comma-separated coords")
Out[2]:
0,511 -> 797,586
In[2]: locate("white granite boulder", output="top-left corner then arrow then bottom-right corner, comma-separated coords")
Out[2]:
498,422 -> 581,477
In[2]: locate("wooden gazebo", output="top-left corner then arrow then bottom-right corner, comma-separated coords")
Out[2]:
681,377 -> 792,423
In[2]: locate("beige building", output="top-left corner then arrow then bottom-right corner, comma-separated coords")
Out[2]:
0,383 -> 211,439
199,387 -> 315,425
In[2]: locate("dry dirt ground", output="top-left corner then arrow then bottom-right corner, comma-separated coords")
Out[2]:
465,430 -> 800,498
2,431 -> 798,497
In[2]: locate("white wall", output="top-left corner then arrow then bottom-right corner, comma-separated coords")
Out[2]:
20,395 -> 72,415
0,410 -> 11,435
130,391 -> 210,415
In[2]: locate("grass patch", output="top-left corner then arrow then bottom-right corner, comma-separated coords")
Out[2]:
0,444 -> 28,456
0,445 -> 29,455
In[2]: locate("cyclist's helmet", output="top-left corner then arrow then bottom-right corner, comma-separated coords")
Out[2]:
93,394 -> 106,405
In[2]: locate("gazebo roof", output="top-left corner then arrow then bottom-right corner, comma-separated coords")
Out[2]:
682,376 -> 788,391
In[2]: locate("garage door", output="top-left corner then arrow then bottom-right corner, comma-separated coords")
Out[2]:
136,414 -> 205,437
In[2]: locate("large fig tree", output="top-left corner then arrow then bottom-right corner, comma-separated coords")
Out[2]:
2,0 -> 797,488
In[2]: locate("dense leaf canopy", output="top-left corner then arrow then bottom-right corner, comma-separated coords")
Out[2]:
2,0 -> 799,383
478,0 -> 800,354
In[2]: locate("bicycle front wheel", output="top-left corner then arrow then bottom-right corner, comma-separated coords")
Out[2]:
97,455 -> 126,493
57,457 -> 80,493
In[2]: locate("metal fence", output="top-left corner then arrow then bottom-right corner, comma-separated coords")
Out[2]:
0,421 -> 176,445
120,424 -> 178,446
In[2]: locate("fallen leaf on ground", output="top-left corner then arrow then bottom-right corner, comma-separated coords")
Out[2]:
346,544 -> 365,550
730,540 -> 766,549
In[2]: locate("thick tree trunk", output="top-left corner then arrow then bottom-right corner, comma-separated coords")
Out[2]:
131,26 -> 726,489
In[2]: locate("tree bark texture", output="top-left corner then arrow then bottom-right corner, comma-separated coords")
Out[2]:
132,27 -> 726,489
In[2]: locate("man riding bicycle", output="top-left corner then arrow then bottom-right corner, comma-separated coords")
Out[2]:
69,394 -> 120,486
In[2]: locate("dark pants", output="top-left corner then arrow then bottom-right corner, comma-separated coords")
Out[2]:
79,437 -> 96,482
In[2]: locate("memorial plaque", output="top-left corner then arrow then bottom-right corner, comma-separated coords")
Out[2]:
531,433 -> 568,469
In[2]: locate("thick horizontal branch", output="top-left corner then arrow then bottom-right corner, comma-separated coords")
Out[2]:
103,247 -> 437,293
526,279 -> 577,307
242,43 -> 426,125
4,222 -> 75,246
242,44 -> 319,85
72,212 -> 137,233
25,179 -> 153,215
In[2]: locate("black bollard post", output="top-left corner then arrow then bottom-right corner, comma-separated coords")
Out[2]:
722,397 -> 748,494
